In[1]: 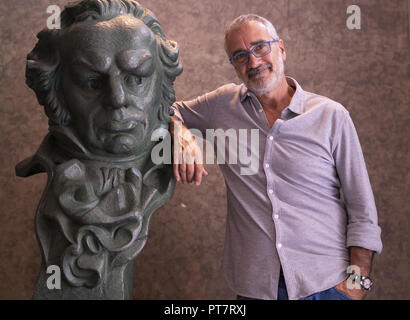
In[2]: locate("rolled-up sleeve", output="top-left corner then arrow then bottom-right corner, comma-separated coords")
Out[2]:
333,113 -> 382,254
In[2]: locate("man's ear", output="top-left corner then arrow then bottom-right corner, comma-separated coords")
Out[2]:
278,39 -> 286,62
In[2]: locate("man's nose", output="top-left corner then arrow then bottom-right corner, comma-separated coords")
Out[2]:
106,76 -> 126,109
247,53 -> 261,69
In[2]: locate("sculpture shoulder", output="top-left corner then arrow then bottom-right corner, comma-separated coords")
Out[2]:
15,134 -> 57,178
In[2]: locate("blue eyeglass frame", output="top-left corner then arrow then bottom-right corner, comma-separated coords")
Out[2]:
229,39 -> 279,67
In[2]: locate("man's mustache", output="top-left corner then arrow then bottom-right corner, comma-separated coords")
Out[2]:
247,63 -> 273,78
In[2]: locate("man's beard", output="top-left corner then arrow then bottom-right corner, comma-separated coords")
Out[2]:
241,49 -> 284,96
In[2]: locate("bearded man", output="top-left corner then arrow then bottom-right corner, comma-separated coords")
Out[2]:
171,14 -> 382,300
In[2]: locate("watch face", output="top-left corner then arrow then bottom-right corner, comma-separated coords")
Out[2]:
362,278 -> 372,290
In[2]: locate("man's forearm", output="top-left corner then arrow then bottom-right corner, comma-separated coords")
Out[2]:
349,246 -> 374,276
169,115 -> 181,135
169,115 -> 208,185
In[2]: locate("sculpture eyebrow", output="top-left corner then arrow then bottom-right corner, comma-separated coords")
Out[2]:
71,60 -> 100,74
72,53 -> 112,73
116,50 -> 153,75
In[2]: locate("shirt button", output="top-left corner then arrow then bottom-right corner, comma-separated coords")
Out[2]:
269,189 -> 274,194
274,214 -> 279,220
258,109 -> 263,113
269,136 -> 274,141
265,163 -> 270,168
277,243 -> 283,249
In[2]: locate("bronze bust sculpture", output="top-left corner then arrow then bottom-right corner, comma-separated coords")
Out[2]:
16,0 -> 182,299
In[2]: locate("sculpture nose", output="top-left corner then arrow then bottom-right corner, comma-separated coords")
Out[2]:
107,76 -> 126,109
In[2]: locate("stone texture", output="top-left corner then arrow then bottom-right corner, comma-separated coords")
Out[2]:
0,0 -> 409,299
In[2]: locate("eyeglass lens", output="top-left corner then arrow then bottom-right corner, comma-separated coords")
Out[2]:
232,42 -> 271,66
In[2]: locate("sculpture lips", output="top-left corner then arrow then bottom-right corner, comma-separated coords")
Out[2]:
105,120 -> 139,132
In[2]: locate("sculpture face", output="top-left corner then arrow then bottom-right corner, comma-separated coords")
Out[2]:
60,15 -> 162,155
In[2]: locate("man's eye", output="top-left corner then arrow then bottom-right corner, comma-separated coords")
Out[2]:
233,53 -> 248,63
124,74 -> 142,88
253,44 -> 265,52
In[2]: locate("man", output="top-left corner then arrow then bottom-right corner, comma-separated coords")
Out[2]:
171,14 -> 382,300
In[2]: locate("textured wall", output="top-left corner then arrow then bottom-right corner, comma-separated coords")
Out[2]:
0,0 -> 409,299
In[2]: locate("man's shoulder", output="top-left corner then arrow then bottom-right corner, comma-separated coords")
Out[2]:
206,83 -> 242,102
214,82 -> 242,93
303,90 -> 349,118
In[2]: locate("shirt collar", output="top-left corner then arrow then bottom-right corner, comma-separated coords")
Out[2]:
240,76 -> 305,115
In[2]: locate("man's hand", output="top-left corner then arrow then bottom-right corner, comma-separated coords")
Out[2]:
334,246 -> 375,300
334,279 -> 366,300
170,117 -> 208,186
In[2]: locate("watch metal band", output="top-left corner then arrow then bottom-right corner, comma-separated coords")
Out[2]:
347,273 -> 373,291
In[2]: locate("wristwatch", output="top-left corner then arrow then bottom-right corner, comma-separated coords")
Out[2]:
347,273 -> 373,291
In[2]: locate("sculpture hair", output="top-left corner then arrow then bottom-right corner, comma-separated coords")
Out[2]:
26,0 -> 182,126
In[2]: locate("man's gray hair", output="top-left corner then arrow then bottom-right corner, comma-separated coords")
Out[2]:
224,14 -> 279,55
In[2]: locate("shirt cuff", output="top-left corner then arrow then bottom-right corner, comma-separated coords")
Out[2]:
346,222 -> 383,254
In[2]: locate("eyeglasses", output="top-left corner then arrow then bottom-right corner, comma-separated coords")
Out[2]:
229,40 -> 279,68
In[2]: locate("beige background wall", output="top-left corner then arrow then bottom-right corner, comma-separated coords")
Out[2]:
0,0 -> 409,299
